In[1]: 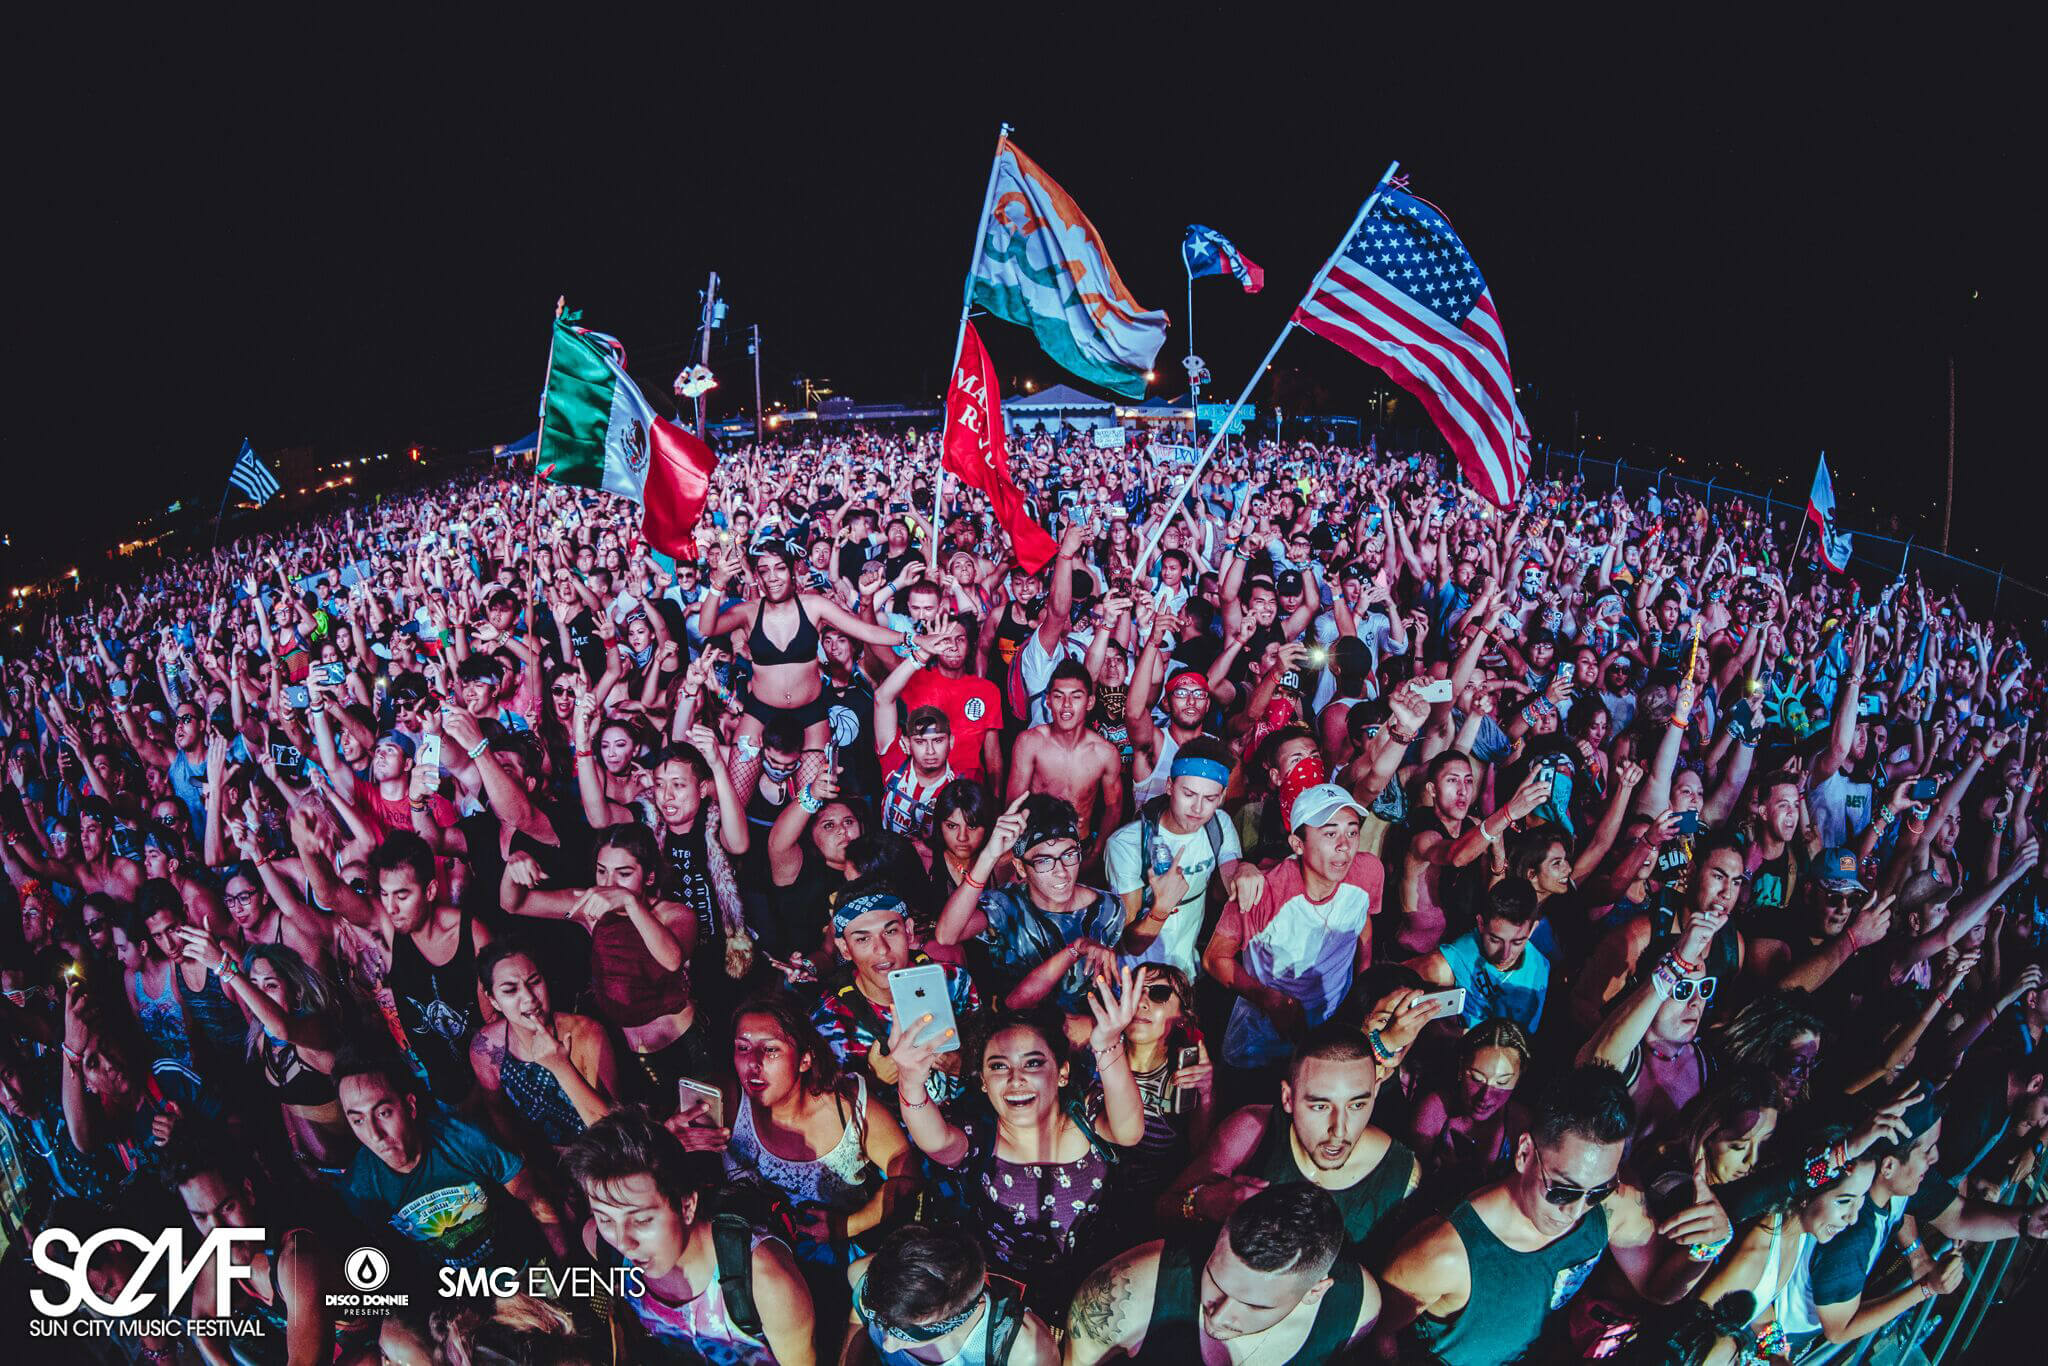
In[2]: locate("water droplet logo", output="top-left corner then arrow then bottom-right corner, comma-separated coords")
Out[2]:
344,1246 -> 390,1292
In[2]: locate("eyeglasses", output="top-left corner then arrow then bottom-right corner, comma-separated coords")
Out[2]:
1144,983 -> 1179,1004
1025,847 -> 1083,873
1533,1148 -> 1618,1209
1668,975 -> 1717,1004
1168,686 -> 1207,701
223,890 -> 262,908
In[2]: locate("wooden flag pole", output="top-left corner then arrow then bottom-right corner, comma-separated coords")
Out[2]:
931,121 -> 1013,567
1136,162 -> 1400,575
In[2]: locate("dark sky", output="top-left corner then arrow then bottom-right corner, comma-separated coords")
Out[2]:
7,21 -> 2035,580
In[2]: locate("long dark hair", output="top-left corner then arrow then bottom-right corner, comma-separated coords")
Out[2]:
732,991 -> 843,1099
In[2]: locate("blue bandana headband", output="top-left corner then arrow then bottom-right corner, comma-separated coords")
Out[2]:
1168,755 -> 1233,787
833,891 -> 908,935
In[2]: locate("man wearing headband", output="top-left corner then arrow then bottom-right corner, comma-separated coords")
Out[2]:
1126,611 -> 1216,805
1106,737 -> 1249,979
814,890 -> 977,1110
842,1223 -> 1057,1364
1068,1185 -> 1376,1365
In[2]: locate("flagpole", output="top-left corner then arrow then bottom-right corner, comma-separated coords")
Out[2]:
531,297 -> 565,552
1137,161 -> 1400,573
931,120 -> 1012,567
1185,240 -> 1199,424
211,440 -> 243,553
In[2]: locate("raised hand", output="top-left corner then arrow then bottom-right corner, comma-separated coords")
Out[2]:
1086,962 -> 1141,1053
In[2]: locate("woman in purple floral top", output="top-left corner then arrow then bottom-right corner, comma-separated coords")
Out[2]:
887,969 -> 1148,1318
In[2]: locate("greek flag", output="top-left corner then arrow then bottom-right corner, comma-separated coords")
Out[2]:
228,439 -> 280,505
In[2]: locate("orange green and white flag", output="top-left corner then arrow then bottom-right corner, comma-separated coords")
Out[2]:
971,139 -> 1168,399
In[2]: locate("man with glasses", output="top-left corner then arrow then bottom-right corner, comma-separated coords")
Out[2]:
1377,1065 -> 1728,1365
842,1222 -> 1056,1364
936,793 -> 1125,1025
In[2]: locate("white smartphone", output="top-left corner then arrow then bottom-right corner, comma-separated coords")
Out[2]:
415,733 -> 442,790
888,965 -> 959,1053
1416,987 -> 1467,1018
1416,678 -> 1455,704
677,1077 -> 725,1129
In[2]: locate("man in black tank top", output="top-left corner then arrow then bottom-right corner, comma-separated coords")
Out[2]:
1065,1185 -> 1378,1364
164,1141 -> 367,1363
1160,1023 -> 1421,1258
1377,1066 -> 1730,1366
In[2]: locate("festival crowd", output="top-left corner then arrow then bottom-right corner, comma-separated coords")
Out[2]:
4,427 -> 2047,1366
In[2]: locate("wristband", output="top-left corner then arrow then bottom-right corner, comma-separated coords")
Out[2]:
1385,720 -> 1419,744
796,784 -> 823,814
215,953 -> 239,978
1685,1232 -> 1732,1262
897,1086 -> 931,1110
306,703 -> 326,715
1900,1237 -> 1922,1260
1181,1179 -> 1212,1221
1368,1027 -> 1396,1063
962,870 -> 987,890
465,738 -> 489,760
62,1043 -> 83,1064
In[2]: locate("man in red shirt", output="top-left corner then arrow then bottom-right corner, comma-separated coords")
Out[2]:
896,616 -> 1003,788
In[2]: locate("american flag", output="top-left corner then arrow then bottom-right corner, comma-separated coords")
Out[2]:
1294,183 -> 1531,505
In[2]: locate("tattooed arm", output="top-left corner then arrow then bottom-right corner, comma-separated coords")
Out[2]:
1064,1241 -> 1162,1365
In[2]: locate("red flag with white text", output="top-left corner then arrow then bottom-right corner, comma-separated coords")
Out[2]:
943,320 -> 1057,573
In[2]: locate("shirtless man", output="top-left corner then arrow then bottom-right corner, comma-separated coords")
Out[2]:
1393,754 -> 1551,958
1009,659 -> 1124,861
1066,1185 -> 1379,1365
3,795 -> 143,903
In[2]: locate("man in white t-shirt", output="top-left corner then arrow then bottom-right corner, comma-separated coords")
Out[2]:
1105,737 -> 1252,979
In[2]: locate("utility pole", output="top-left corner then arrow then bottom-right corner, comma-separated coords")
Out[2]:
694,270 -> 721,436
1942,354 -> 1955,553
750,323 -> 763,446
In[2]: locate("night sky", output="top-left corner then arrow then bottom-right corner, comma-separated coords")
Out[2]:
7,22 -> 2034,581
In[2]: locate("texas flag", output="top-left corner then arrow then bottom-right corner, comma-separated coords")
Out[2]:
1183,224 -> 1264,293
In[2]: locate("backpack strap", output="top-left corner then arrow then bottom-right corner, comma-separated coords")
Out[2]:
984,1278 -> 1027,1363
710,1212 -> 761,1342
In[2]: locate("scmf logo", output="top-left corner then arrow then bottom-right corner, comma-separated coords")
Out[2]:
31,1226 -> 268,1317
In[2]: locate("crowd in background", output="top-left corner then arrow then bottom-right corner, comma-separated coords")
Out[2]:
4,426 -> 2048,1365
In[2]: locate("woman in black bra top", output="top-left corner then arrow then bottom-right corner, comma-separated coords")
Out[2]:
698,539 -> 946,792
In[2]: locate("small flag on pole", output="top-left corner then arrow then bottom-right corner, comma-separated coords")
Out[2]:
1294,181 -> 1531,507
228,440 -> 281,506
1183,225 -> 1264,293
943,321 -> 1057,574
1806,453 -> 1854,573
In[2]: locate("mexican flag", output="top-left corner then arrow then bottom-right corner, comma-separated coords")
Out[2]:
971,139 -> 1168,399
539,312 -> 716,556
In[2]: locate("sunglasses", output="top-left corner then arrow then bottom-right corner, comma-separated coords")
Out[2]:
1534,1148 -> 1618,1209
1144,983 -> 1180,1004
1668,975 -> 1717,1004
1168,686 -> 1207,701
550,684 -> 576,696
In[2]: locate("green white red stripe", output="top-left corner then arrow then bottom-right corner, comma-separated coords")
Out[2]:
538,312 -> 717,556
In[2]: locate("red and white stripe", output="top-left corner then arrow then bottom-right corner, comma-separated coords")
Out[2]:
1295,260 -> 1530,506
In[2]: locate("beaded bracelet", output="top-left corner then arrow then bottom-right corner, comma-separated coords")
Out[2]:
1685,1232 -> 1732,1262
1368,1028 -> 1396,1063
796,784 -> 823,814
